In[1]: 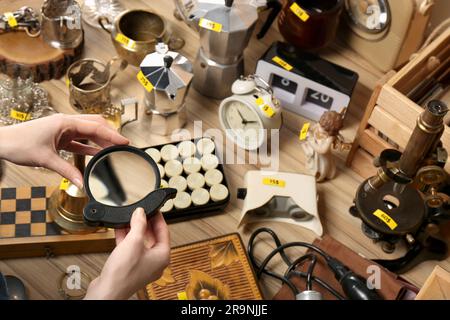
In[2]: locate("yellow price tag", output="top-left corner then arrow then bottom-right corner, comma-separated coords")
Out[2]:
177,291 -> 188,300
373,209 -> 398,230
4,12 -> 18,28
199,18 -> 223,32
255,97 -> 276,118
272,56 -> 293,71
290,2 -> 310,22
299,123 -> 310,140
262,105 -> 275,118
263,177 -> 286,188
115,33 -> 136,49
137,71 -> 154,92
59,178 -> 70,191
10,109 -> 31,121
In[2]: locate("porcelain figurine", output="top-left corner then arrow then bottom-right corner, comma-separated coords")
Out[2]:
301,109 -> 351,182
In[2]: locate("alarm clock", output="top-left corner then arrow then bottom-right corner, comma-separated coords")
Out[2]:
219,75 -> 282,151
341,0 -> 434,72
255,42 -> 359,122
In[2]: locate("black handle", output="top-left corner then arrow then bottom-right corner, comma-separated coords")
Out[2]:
83,188 -> 177,229
327,257 -> 382,300
257,0 -> 282,39
164,55 -> 174,69
225,0 -> 234,8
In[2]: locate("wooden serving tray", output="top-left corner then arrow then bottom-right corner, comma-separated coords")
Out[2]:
0,186 -> 115,259
0,0 -> 83,82
139,233 -> 263,300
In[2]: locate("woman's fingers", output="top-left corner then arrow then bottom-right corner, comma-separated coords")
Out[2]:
64,117 -> 129,147
64,141 -> 101,156
149,212 -> 170,250
45,153 -> 84,189
115,228 -> 128,245
129,208 -> 148,240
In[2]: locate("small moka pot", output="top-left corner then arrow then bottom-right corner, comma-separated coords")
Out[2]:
140,42 -> 193,136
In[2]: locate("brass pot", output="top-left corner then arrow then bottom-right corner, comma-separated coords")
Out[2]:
99,9 -> 166,67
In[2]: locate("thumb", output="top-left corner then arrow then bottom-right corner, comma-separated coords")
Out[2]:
46,154 -> 84,189
129,208 -> 147,239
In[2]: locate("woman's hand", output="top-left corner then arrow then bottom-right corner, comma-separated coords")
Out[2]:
85,208 -> 170,300
0,114 -> 129,188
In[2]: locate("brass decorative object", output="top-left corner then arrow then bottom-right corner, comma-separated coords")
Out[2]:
49,150 -> 98,234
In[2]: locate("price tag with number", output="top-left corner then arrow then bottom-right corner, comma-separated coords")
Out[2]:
263,177 -> 286,188
373,209 -> 398,230
290,2 -> 310,22
59,178 -> 70,191
199,18 -> 223,32
272,56 -> 293,71
255,97 -> 276,118
115,33 -> 136,50
10,109 -> 31,122
299,123 -> 310,140
137,71 -> 154,92
4,12 -> 18,28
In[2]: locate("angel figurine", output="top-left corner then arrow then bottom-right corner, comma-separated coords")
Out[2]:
301,109 -> 351,182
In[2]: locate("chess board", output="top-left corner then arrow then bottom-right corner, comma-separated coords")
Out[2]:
0,186 -> 115,259
139,233 -> 263,300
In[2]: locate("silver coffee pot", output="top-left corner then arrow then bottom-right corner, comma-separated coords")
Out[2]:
187,0 -> 258,99
139,42 -> 193,136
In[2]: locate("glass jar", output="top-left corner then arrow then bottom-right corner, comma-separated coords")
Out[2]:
0,74 -> 51,125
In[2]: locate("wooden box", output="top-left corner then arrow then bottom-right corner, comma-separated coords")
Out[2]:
347,27 -> 450,178
0,186 -> 115,259
416,266 -> 450,300
139,233 -> 263,300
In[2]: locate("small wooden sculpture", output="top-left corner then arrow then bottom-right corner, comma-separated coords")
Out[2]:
301,109 -> 351,182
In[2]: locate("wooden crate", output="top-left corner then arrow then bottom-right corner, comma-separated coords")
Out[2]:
416,266 -> 450,300
0,186 -> 115,259
347,28 -> 450,178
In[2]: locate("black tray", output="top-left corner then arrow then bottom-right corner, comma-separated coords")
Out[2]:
141,137 -> 231,223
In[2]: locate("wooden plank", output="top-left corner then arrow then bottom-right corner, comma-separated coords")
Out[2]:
378,85 -> 420,130
416,266 -> 450,300
350,149 -> 377,179
368,106 -> 411,149
388,28 -> 450,92
346,70 -> 396,166
358,129 -> 393,157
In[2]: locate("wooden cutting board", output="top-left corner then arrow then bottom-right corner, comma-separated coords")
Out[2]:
0,0 -> 83,82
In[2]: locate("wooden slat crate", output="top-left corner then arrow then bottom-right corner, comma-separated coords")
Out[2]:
347,27 -> 450,178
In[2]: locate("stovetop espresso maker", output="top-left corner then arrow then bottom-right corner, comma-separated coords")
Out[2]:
185,0 -> 258,99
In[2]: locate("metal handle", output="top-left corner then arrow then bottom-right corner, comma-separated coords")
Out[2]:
108,56 -> 128,82
98,16 -> 112,34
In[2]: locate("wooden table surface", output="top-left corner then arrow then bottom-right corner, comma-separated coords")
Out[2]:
1,0 -> 449,300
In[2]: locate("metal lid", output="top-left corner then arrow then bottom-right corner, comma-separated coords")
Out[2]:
139,42 -> 193,98
189,0 -> 258,33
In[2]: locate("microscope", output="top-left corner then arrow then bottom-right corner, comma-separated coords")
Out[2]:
350,100 -> 450,273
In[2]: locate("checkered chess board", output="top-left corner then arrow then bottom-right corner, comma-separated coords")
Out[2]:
0,186 -> 62,238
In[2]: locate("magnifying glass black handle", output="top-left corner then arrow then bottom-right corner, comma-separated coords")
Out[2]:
83,188 -> 177,229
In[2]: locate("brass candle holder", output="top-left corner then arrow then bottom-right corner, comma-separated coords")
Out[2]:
49,146 -> 98,234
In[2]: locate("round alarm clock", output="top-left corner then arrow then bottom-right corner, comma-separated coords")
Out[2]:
219,75 -> 282,151
344,0 -> 391,39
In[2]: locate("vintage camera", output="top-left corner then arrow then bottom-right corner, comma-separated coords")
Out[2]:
340,0 -> 434,72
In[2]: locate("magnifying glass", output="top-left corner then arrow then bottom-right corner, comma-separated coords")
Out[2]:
83,145 -> 177,228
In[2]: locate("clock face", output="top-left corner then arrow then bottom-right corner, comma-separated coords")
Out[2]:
220,100 -> 265,150
345,0 -> 390,34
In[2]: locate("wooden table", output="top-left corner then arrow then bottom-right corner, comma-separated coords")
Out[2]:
0,0 -> 448,300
